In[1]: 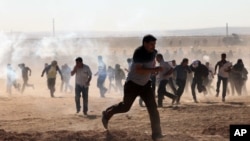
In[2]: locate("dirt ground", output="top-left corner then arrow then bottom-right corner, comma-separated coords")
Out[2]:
0,72 -> 249,141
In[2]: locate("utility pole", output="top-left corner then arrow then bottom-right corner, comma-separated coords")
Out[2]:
226,23 -> 228,37
52,18 -> 55,37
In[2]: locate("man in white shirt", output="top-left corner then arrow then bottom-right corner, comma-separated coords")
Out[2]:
214,53 -> 232,102
156,54 -> 177,107
71,57 -> 92,115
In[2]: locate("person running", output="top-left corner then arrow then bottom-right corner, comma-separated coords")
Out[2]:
156,54 -> 177,107
95,56 -> 107,98
168,60 -> 177,95
124,58 -> 132,73
174,58 -> 191,104
18,63 -> 34,93
41,60 -> 63,98
190,60 -> 209,103
71,57 -> 92,115
101,34 -> 165,141
114,64 -> 125,94
230,59 -> 248,95
214,53 -> 232,102
60,64 -> 73,93
107,66 -> 116,93
6,64 -> 20,94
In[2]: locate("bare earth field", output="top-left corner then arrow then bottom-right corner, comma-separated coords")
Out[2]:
0,40 -> 250,141
0,72 -> 250,141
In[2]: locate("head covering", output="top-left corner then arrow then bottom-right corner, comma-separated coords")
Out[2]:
192,60 -> 200,68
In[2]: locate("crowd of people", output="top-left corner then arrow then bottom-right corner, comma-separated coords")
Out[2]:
3,34 -> 249,141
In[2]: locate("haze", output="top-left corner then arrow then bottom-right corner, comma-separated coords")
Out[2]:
1,0 -> 250,32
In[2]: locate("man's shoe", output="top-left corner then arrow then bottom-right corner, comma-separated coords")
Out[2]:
102,111 -> 109,129
172,95 -> 178,105
152,134 -> 166,141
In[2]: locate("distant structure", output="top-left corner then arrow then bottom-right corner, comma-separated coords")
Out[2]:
226,23 -> 229,37
223,23 -> 246,46
222,33 -> 246,46
52,18 -> 55,37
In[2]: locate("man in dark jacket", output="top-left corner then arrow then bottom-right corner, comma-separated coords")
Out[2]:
18,63 -> 34,93
174,58 -> 191,104
190,60 -> 209,103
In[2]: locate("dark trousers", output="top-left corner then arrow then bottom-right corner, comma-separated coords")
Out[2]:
216,75 -> 228,98
104,81 -> 162,138
168,77 -> 177,94
176,79 -> 186,103
139,75 -> 156,106
191,77 -> 205,101
157,79 -> 176,106
75,84 -> 88,114
97,75 -> 107,97
47,78 -> 56,97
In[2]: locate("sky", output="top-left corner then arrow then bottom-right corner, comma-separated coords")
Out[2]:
1,0 -> 250,32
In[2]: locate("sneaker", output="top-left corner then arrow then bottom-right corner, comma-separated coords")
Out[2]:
102,111 -> 109,129
171,95 -> 178,105
152,134 -> 166,141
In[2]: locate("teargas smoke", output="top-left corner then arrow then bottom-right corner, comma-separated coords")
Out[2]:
1,31 -> 250,96
0,32 -> 132,80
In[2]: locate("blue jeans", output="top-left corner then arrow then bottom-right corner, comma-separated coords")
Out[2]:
75,84 -> 89,114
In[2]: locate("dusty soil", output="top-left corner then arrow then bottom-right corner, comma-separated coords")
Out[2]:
0,74 -> 249,141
